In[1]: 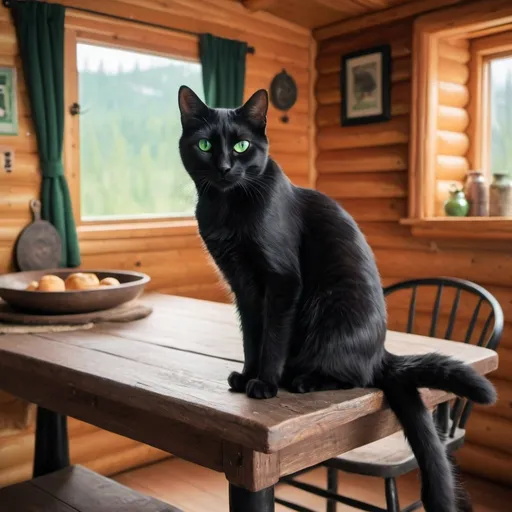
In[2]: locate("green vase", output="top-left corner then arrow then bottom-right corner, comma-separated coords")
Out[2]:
444,185 -> 469,217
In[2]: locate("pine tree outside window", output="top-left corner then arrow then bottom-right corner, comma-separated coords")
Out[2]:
489,56 -> 512,178
77,43 -> 204,221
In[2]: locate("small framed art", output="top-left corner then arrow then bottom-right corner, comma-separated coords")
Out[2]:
0,67 -> 18,136
340,44 -> 391,126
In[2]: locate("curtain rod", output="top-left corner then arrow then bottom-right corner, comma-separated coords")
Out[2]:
2,0 -> 256,54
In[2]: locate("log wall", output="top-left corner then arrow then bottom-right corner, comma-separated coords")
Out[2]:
315,13 -> 512,486
435,38 -> 471,215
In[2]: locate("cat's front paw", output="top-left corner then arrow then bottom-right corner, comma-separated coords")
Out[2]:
246,379 -> 278,399
228,371 -> 250,393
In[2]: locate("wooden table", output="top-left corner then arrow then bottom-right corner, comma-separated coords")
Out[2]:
0,294 -> 498,512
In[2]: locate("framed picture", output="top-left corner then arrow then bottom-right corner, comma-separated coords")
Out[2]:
340,45 -> 391,126
0,67 -> 18,135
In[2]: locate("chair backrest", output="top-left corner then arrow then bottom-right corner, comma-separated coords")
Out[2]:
383,277 -> 504,437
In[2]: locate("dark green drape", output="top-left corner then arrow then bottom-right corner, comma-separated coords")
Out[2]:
12,1 -> 80,267
199,33 -> 247,108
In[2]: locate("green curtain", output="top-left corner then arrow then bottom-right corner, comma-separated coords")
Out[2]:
199,33 -> 247,108
12,1 -> 80,267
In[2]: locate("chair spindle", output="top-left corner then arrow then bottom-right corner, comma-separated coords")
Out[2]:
464,298 -> 483,344
445,288 -> 462,340
429,285 -> 444,338
477,311 -> 493,347
407,286 -> 417,334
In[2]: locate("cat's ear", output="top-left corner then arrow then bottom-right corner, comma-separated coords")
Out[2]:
240,89 -> 268,125
178,86 -> 208,122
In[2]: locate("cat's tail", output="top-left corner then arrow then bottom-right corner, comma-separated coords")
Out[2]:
373,351 -> 496,512
380,351 -> 496,404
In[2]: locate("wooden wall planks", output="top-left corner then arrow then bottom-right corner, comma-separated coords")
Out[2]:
315,11 -> 512,485
0,417 -> 168,487
434,37 -> 471,215
0,9 -> 39,248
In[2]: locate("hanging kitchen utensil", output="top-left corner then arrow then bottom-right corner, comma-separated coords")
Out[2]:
14,199 -> 62,271
270,69 -> 298,123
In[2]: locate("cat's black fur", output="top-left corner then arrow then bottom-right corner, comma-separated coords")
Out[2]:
178,86 -> 495,512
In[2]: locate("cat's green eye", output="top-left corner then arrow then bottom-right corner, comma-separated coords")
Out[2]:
198,139 -> 212,152
234,140 -> 250,153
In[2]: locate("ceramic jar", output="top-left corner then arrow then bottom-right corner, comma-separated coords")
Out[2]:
464,171 -> 488,216
489,173 -> 512,217
444,184 -> 469,217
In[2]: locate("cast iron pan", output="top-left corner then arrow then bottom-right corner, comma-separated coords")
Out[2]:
15,199 -> 62,271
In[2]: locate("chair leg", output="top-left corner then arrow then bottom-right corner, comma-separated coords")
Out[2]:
385,478 -> 401,512
33,407 -> 70,478
326,467 -> 338,512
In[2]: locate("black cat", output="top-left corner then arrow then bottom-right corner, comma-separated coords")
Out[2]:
178,86 -> 495,512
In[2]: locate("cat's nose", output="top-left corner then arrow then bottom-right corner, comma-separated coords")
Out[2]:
219,164 -> 232,176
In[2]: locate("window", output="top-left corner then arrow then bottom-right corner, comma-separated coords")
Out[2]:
77,43 -> 204,221
405,0 -> 512,239
489,55 -> 512,176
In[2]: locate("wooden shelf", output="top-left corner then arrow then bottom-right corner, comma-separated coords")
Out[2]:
401,217 -> 512,240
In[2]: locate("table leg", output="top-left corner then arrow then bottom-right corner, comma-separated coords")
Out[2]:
229,483 -> 274,512
33,406 -> 70,478
327,467 -> 338,512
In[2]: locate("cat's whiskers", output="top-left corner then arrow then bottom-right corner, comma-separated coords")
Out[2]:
244,176 -> 264,199
238,181 -> 251,200
244,176 -> 271,203
197,177 -> 212,196
240,180 -> 260,203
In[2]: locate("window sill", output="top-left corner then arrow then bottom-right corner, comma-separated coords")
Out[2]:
401,217 -> 512,240
77,219 -> 198,241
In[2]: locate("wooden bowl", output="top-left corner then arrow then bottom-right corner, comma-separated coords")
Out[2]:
0,269 -> 150,315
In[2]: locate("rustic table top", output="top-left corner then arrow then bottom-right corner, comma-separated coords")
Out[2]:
0,293 -> 498,491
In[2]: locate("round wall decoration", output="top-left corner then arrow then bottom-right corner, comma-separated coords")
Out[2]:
270,69 -> 297,123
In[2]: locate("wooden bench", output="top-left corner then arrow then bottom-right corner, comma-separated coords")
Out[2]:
0,465 -> 182,512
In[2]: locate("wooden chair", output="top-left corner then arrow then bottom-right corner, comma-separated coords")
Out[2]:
277,277 -> 504,512
0,464 -> 183,512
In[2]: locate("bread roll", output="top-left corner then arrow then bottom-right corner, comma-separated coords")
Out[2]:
100,277 -> 120,287
65,272 -> 100,290
38,275 -> 66,292
26,280 -> 39,291
82,273 -> 100,287
65,272 -> 85,290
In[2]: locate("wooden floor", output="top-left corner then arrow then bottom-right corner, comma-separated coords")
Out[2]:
114,457 -> 512,512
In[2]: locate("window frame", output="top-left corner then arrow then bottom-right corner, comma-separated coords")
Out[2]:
404,0 -> 512,241
63,14 -> 201,241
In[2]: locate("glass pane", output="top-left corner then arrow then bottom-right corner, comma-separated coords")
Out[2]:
489,56 -> 512,176
77,43 -> 203,220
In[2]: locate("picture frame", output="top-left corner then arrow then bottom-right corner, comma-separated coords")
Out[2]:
0,67 -> 18,136
340,44 -> 391,127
